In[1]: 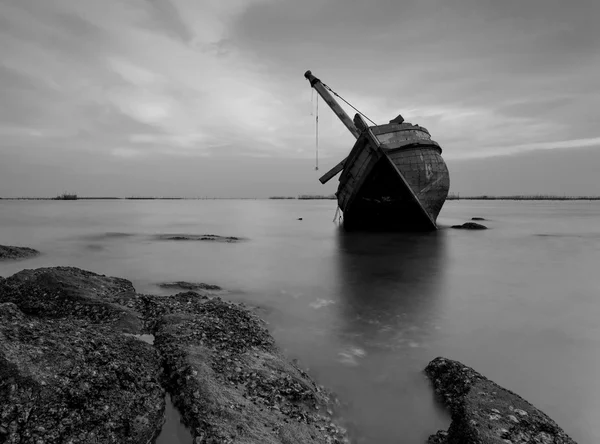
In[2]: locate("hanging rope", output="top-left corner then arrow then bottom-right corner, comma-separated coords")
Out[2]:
322,83 -> 377,126
315,94 -> 319,170
333,205 -> 340,223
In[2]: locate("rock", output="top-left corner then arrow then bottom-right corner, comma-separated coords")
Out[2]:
155,234 -> 244,243
0,302 -> 24,320
427,429 -> 449,444
0,267 -> 142,333
451,222 -> 488,230
424,357 -> 577,444
158,281 -> 222,291
0,267 -> 349,444
0,268 -> 164,444
0,245 -> 39,261
298,218 -> 303,220
471,217 -> 486,221
151,296 -> 349,444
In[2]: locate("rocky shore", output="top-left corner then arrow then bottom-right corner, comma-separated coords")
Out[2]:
0,267 -> 348,444
424,357 -> 577,444
1,264 -> 579,443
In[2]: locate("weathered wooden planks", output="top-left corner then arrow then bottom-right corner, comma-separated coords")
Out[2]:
387,148 -> 449,225
338,135 -> 378,210
336,115 -> 442,231
357,116 -> 438,230
318,158 -> 346,184
370,123 -> 431,136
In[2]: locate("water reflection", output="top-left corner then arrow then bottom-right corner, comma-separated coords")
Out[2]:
331,229 -> 450,443
334,229 -> 449,349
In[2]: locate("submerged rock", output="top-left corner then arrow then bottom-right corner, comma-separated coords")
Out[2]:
158,281 -> 222,291
451,222 -> 488,230
424,357 -> 577,444
0,267 -> 348,444
156,234 -> 244,243
0,244 -> 39,260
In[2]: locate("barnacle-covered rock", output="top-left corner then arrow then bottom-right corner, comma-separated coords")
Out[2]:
0,300 -> 164,443
151,294 -> 349,443
0,266 -> 142,333
0,267 -> 349,444
424,357 -> 576,444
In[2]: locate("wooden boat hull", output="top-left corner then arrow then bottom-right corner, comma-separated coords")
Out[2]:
336,122 -> 449,231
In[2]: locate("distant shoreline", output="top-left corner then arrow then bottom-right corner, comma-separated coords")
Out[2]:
0,196 -> 299,200
446,195 -> 600,201
1,195 -> 599,201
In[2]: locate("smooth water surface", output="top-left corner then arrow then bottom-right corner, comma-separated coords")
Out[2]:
1,199 -> 599,443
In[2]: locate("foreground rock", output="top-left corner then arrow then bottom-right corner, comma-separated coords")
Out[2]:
0,268 -> 164,443
0,267 -> 143,333
124,291 -> 349,444
0,267 -> 348,444
0,245 -> 39,261
158,281 -> 222,291
451,222 -> 488,230
424,357 -> 576,444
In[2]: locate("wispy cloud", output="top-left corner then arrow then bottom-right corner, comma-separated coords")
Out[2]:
231,0 -> 600,159
0,0 -> 285,160
450,136 -> 600,160
0,0 -> 599,196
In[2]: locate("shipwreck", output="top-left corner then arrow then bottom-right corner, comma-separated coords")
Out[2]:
305,70 -> 450,231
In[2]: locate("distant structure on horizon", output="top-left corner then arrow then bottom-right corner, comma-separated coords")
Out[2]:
53,193 -> 78,201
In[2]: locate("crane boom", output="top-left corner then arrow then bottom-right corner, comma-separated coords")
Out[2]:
304,71 -> 361,140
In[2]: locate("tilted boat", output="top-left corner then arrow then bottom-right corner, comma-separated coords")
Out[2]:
304,70 -> 450,231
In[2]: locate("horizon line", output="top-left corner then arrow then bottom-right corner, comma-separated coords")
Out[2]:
2,195 -> 600,201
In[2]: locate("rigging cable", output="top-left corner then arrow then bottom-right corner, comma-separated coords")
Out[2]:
321,83 -> 377,126
315,94 -> 319,170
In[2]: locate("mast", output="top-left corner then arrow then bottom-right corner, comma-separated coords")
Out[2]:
304,70 -> 361,140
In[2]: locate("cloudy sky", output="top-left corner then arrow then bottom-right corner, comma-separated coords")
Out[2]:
1,0 -> 599,197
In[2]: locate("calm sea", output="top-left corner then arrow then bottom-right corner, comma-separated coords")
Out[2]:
1,199 -> 598,443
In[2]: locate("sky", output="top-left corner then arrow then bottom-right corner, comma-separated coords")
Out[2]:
0,0 -> 599,197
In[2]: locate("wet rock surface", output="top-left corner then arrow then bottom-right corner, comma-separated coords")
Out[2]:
0,268 -> 164,444
126,291 -> 349,443
0,267 -> 142,333
451,222 -> 488,230
155,234 -> 244,243
0,245 -> 40,261
424,357 -> 576,444
158,281 -> 222,291
0,267 -> 348,444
